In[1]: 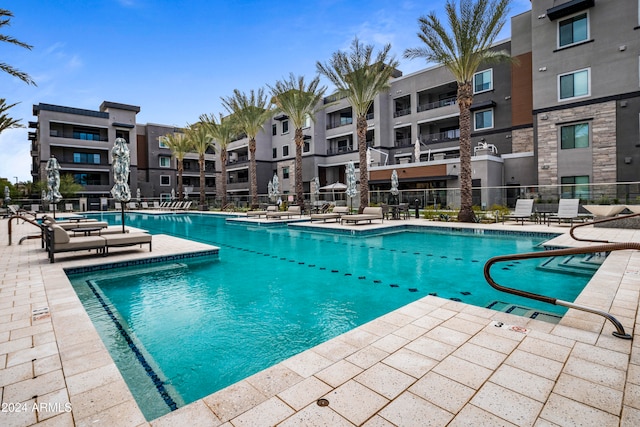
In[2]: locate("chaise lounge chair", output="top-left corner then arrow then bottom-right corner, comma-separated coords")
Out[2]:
503,199 -> 534,225
247,205 -> 278,218
101,232 -> 152,254
46,224 -> 106,263
547,198 -> 583,226
310,206 -> 349,222
266,205 -> 302,219
341,207 -> 384,225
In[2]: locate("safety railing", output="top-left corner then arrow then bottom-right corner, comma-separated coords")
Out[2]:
484,214 -> 640,340
8,214 -> 44,246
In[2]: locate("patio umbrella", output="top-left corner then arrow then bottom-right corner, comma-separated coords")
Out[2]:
390,169 -> 399,204
319,182 -> 347,202
171,188 -> 175,201
136,188 -> 141,202
267,180 -> 274,202
271,173 -> 279,203
45,156 -> 62,218
346,161 -> 357,211
110,137 -> 131,233
313,176 -> 320,203
4,185 -> 10,204
414,138 -> 421,163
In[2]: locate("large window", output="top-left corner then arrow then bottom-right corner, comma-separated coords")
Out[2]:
282,167 -> 289,179
303,114 -> 311,129
559,69 -> 590,100
282,120 -> 289,134
561,123 -> 590,149
558,13 -> 588,48
561,176 -> 589,199
282,145 -> 289,157
160,175 -> 171,186
473,69 -> 493,93
159,137 -> 169,148
159,157 -> 171,168
72,128 -> 101,141
73,152 -> 101,164
73,173 -> 103,186
474,109 -> 494,131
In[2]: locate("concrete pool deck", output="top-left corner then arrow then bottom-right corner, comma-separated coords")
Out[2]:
0,215 -> 639,426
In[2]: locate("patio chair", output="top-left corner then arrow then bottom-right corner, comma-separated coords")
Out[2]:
310,206 -> 349,222
503,199 -> 534,225
247,205 -> 277,218
547,199 -> 582,226
65,203 -> 74,212
341,207 -> 384,225
266,205 -> 302,219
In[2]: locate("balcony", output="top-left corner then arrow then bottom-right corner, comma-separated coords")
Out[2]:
417,96 -> 457,112
394,138 -> 413,148
393,108 -> 411,118
420,130 -> 460,145
326,118 -> 353,130
327,146 -> 356,155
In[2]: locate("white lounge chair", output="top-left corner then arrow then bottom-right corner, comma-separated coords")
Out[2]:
503,199 -> 534,225
547,199 -> 582,226
310,206 -> 349,222
341,207 -> 384,225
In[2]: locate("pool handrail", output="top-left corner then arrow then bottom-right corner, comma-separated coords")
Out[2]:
483,242 -> 637,339
569,211 -> 640,243
7,214 -> 45,246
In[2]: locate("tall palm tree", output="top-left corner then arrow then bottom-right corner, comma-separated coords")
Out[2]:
1,9 -> 36,85
161,131 -> 192,201
317,37 -> 398,212
0,98 -> 23,134
268,74 -> 326,206
184,123 -> 215,209
404,0 -> 513,222
199,113 -> 237,208
221,89 -> 272,207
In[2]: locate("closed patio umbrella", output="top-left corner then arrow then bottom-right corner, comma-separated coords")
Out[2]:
414,138 -> 421,163
110,137 -> 131,233
45,155 -> 62,218
346,161 -> 357,211
4,185 -> 10,204
390,169 -> 399,204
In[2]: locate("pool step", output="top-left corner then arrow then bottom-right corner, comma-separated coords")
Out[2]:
486,301 -> 562,324
537,252 -> 607,276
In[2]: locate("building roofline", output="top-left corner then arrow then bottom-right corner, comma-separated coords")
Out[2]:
32,103 -> 109,119
99,101 -> 141,113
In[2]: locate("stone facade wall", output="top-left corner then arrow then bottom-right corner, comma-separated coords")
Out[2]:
511,127 -> 534,153
537,101 -> 616,186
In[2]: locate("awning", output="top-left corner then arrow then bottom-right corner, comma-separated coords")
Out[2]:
112,122 -> 135,128
274,114 -> 289,121
469,100 -> 496,111
369,175 -> 457,184
547,0 -> 594,21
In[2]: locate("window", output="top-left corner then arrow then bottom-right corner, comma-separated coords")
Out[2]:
559,69 -> 590,100
561,123 -> 590,149
303,140 -> 310,153
282,120 -> 289,134
115,130 -> 130,143
272,124 -> 277,136
272,148 -> 277,159
473,69 -> 493,93
558,13 -> 588,48
159,157 -> 171,168
72,128 -> 101,141
474,109 -> 494,130
73,173 -> 103,186
283,145 -> 289,157
73,153 -> 101,164
160,175 -> 171,186
282,167 -> 289,179
303,114 -> 311,129
561,176 -> 589,199
159,137 -> 169,148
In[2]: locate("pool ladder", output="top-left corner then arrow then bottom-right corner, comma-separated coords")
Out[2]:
484,212 -> 640,340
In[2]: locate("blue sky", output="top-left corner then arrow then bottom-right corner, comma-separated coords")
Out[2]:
1,0 -> 531,183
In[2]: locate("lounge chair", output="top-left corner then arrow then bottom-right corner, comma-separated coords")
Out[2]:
547,199 -> 582,226
310,206 -> 349,222
341,207 -> 384,225
153,201 -> 161,209
503,199 -> 535,225
46,225 -> 106,263
247,205 -> 278,218
128,202 -> 138,209
42,216 -> 109,231
65,203 -> 74,212
266,205 -> 302,219
140,201 -> 149,209
102,232 -> 152,254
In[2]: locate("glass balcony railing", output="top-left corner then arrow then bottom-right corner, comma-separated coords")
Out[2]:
417,96 -> 457,113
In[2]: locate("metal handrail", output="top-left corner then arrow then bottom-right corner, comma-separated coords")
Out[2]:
8,214 -> 44,246
484,242 -> 636,339
570,211 -> 640,243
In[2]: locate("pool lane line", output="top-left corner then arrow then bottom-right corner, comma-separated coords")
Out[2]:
85,280 -> 178,412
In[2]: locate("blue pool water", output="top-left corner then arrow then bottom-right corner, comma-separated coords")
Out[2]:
67,213 -> 595,420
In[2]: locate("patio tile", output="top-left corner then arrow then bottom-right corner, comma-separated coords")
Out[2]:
378,391 -> 453,426
504,349 -> 564,381
0,398 -> 37,427
245,363 -> 303,397
149,400 -> 222,427
65,363 -> 123,396
489,364 -> 555,403
453,342 -> 507,370
321,380 -> 389,425
409,371 -> 475,413
314,359 -> 363,388
425,325 -> 472,347
281,349 -> 333,378
405,336 -> 456,361
3,369 -> 66,403
277,403 -> 354,427
621,406 -> 640,426
468,330 -> 520,354
433,355 -> 493,389
345,345 -> 389,370
35,388 -> 72,421
570,341 -> 629,368
277,376 -> 333,411
471,382 -> 543,427
448,403 -> 517,427
382,347 -> 438,379
554,373 -> 622,415
539,393 -> 619,427
624,382 -> 640,410
229,397 -> 294,427
563,356 -> 626,390
370,333 -> 409,354
354,362 -> 416,400
34,354 -> 62,377
518,336 -> 572,362
0,360 -> 33,387
202,380 -> 267,423
74,399 -> 146,427
69,377 -> 133,421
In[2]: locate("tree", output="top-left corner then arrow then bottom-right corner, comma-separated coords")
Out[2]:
199,113 -> 237,208
184,123 -> 215,209
59,174 -> 84,198
268,74 -> 326,206
221,89 -> 272,207
1,9 -> 36,85
161,131 -> 193,201
317,38 -> 399,212
0,98 -> 23,134
404,0 -> 513,222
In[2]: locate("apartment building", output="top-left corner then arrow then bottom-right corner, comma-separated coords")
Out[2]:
29,1 -> 640,208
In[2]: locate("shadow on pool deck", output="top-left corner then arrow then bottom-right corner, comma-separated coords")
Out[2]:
0,216 -> 639,426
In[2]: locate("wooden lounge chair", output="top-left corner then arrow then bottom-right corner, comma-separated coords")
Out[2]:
341,207 -> 384,225
247,205 -> 278,218
547,199 -> 582,226
503,199 -> 534,225
266,205 -> 302,219
310,206 -> 349,222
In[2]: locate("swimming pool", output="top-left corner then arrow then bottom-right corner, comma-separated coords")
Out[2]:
67,213 -> 596,420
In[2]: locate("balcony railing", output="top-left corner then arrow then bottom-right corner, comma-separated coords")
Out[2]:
420,130 -> 460,145
395,138 -> 413,147
327,146 -> 356,155
393,108 -> 411,118
326,118 -> 353,130
417,96 -> 457,113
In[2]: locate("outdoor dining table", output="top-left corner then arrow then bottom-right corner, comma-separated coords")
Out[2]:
69,227 -> 102,236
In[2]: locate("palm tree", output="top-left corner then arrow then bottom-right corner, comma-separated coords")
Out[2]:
317,37 -> 399,212
268,74 -> 326,206
161,131 -> 192,201
1,9 -> 36,85
404,0 -> 513,222
184,123 -> 215,209
199,113 -> 237,208
221,89 -> 272,207
0,98 -> 23,134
